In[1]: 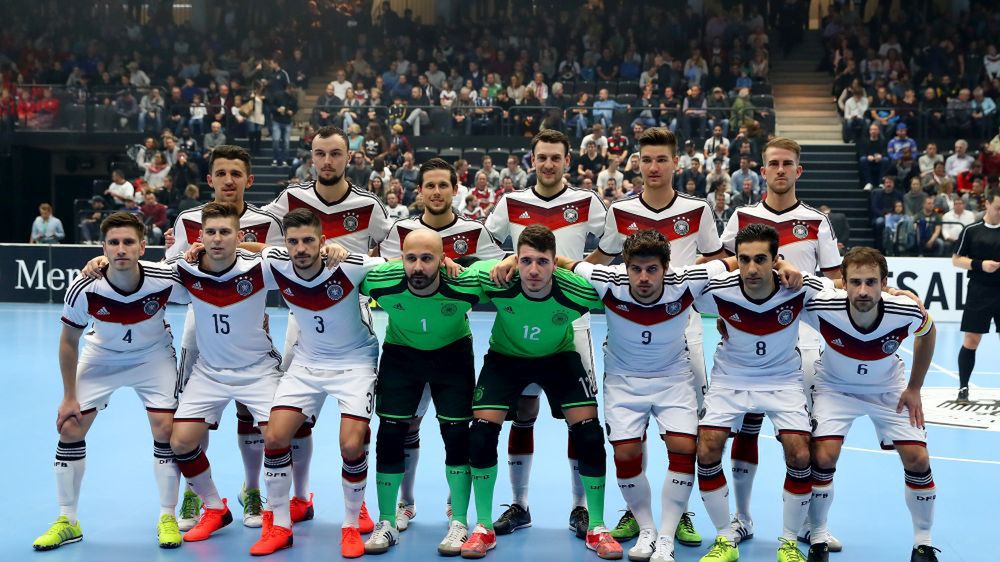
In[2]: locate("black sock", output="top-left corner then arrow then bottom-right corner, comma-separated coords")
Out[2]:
958,346 -> 976,388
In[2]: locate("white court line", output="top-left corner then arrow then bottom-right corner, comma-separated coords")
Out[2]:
896,345 -> 978,387
761,435 -> 1000,465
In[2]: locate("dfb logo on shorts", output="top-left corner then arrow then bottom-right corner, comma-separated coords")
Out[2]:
326,283 -> 344,301
881,339 -> 900,354
673,219 -> 690,236
473,385 -> 484,402
236,279 -> 254,296
441,303 -> 458,316
453,238 -> 469,255
552,311 -> 569,325
563,207 -> 579,223
792,223 -> 809,239
143,300 -> 160,316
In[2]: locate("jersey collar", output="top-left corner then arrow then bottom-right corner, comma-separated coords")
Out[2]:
848,299 -> 885,335
105,262 -> 146,297
738,271 -> 781,305
640,190 -> 678,213
531,185 -> 568,202
419,212 -> 459,231
761,199 -> 801,215
313,182 -> 352,206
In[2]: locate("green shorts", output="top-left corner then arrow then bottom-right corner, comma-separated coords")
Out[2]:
376,337 -> 475,421
473,350 -> 598,419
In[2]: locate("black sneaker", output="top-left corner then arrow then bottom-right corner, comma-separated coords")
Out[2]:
957,387 -> 970,403
493,504 -> 531,535
911,545 -> 941,562
569,506 -> 589,539
807,542 -> 829,562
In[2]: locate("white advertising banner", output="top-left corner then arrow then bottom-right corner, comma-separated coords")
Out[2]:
885,257 -> 970,323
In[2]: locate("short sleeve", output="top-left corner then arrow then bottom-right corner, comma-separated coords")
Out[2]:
61,277 -> 92,329
368,200 -> 393,244
484,196 -> 511,242
697,203 -> 724,255
587,192 -> 608,238
475,227 -> 506,260
816,216 -> 841,273
720,211 -> 739,255
165,212 -> 190,260
596,206 -> 625,256
378,221 -> 403,258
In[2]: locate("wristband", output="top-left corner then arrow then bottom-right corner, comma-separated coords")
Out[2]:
971,259 -> 983,272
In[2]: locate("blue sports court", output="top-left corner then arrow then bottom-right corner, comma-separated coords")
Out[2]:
3,304 -> 997,561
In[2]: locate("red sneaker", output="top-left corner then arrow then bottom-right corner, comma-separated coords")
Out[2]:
585,526 -> 623,560
341,527 -> 364,558
358,502 -> 375,534
249,512 -> 293,556
460,524 -> 496,559
183,498 -> 233,542
290,493 -> 314,523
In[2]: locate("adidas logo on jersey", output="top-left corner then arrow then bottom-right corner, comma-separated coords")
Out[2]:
616,304 -> 629,311
504,306 -> 514,314
96,306 -> 110,316
831,338 -> 844,346
191,281 -> 203,290
627,222 -> 639,231
393,303 -> 405,310
728,313 -> 741,322
518,211 -> 531,219
283,288 -> 294,296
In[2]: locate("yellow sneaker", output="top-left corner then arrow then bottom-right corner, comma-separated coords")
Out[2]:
158,513 -> 182,549
32,516 -> 83,551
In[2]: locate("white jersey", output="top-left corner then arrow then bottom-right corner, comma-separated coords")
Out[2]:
720,200 -> 840,275
695,271 -> 832,390
804,291 -> 932,394
169,250 -> 279,369
379,214 -> 505,260
485,186 -> 606,260
167,202 -> 284,259
574,260 -> 728,378
61,261 -> 186,365
264,181 -> 392,253
598,192 -> 723,267
263,248 -> 384,369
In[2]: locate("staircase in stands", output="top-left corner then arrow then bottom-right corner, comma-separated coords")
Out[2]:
771,31 -> 842,143
797,143 -> 874,248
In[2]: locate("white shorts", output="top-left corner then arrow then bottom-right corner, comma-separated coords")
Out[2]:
604,373 -> 698,444
174,355 -> 282,426
272,362 -> 377,423
522,325 -> 595,398
811,388 -> 927,445
700,386 -> 811,435
77,354 -> 180,414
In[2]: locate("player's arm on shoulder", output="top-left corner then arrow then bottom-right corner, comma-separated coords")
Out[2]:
488,253 -> 518,286
80,254 -> 109,279
57,324 -> 85,432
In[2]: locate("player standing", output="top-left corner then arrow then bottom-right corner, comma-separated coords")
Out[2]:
802,247 -> 939,562
484,130 -> 607,537
33,213 -> 186,551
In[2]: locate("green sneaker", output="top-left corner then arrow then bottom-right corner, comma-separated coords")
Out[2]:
178,490 -> 202,531
610,510 -> 640,540
699,535 -> 739,562
239,485 -> 264,528
157,514 -> 182,549
32,516 -> 83,551
777,538 -> 807,562
675,512 -> 702,546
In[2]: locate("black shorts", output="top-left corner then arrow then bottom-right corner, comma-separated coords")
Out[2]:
960,283 -> 1000,334
376,337 -> 475,421
473,350 -> 598,420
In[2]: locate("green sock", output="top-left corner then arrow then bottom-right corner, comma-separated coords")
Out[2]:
580,475 -> 606,530
446,464 -> 472,525
375,471 -> 404,526
471,464 -> 498,529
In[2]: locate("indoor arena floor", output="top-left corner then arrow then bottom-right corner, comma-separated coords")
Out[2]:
2,304 -> 997,561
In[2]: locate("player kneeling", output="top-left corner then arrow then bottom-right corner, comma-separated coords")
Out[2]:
802,247 -> 940,562
34,213 -> 186,550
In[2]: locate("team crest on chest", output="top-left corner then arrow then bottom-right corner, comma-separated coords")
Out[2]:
673,219 -> 690,236
236,279 -> 254,296
881,338 -> 900,354
552,311 -> 569,325
792,223 -> 809,240
563,207 -> 579,223
666,300 -> 682,316
326,283 -> 344,301
776,305 -> 795,326
453,237 -> 469,255
242,230 -> 258,243
343,213 -> 360,232
143,300 -> 160,316
441,303 -> 458,316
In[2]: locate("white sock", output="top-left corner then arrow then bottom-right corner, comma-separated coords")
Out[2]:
264,447 -> 293,529
570,458 -> 586,508
508,454 -> 532,508
731,459 -> 757,518
730,416 -> 761,520
55,441 -> 86,524
782,465 -> 812,541
342,455 -> 368,527
618,473 -> 655,530
698,461 -> 735,541
291,434 -> 313,500
660,468 -> 695,540
177,447 -> 223,509
153,441 -> 180,516
237,415 -> 264,491
904,470 -> 935,547
400,431 -> 419,504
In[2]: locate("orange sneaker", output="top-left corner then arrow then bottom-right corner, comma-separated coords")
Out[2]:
585,526 -> 624,560
341,527 -> 364,558
358,502 -> 375,534
183,498 -> 233,542
250,512 -> 293,556
290,493 -> 314,523
460,524 -> 496,559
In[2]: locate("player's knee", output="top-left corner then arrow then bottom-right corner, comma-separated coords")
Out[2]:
569,418 -> 606,477
170,431 -> 200,456
469,418 -> 502,469
963,333 -> 982,348
375,417 -> 409,472
696,432 -> 725,462
811,443 -> 840,469
148,417 -> 173,443
263,427 -> 292,451
899,445 -> 930,472
340,429 -> 366,461
439,420 -> 471,466
613,441 -> 642,463
784,442 -> 811,469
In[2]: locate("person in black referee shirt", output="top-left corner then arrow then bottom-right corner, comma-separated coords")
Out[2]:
952,188 -> 1000,402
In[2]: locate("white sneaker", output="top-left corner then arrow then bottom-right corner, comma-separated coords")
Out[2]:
239,486 -> 264,528
863,183 -> 873,191
364,520 -> 400,554
730,514 -> 754,543
395,502 -> 416,531
627,528 -> 656,561
437,520 -> 468,556
446,502 -> 453,519
650,534 -> 676,562
798,529 -> 843,552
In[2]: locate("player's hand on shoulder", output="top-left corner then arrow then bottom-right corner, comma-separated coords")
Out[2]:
81,256 -> 109,279
56,398 -> 82,433
321,242 -> 349,268
896,387 -> 924,429
184,242 -> 206,264
774,259 -> 802,290
886,287 -> 926,314
489,254 -> 517,287
164,227 -> 175,249
983,260 -> 1000,273
442,256 -> 463,276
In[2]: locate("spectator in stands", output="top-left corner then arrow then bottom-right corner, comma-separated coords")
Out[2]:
439,80 -> 457,108
385,191 -> 408,220
140,190 -> 167,244
266,57 -> 291,96
506,74 -> 525,105
177,128 -> 200,160
957,159 -> 985,194
659,86 -> 681,132
706,87 -> 730,137
408,192 -> 425,217
471,86 -> 495,135
941,196 -> 976,252
405,85 -> 431,136
78,196 -> 106,244
460,193 -> 484,220
346,123 -> 364,152
972,87 -> 997,139
684,48 -> 709,87
921,87 -> 946,137
143,152 -> 171,193
528,72 -> 549,104
566,92 -> 591,138
208,83 -> 233,128
819,204 -> 851,254
711,189 -> 730,234
113,89 -> 139,131
245,83 -> 266,155
394,152 -> 418,198
500,155 -> 527,189
166,151 -> 197,200
706,156 -> 731,191
363,122 -> 388,161
894,88 -> 919,132
30,203 -> 64,244
869,86 -> 897,138
203,121 -> 226,155
915,197 -> 944,256
886,123 -> 918,161
871,175 -> 905,250
188,93 -> 207,138
607,125 -> 630,161
904,176 -> 929,216
270,82 -> 298,166
166,86 -> 189,136
682,84 -> 708,140
347,151 -> 372,187
597,156 -> 624,194
455,159 -> 470,187
703,124 -> 730,157
730,175 -> 762,208
293,154 -> 315,183
919,143 -> 944,176
946,88 -> 975,139
888,147 -> 920,186
367,175 -> 387,201
731,155 -> 762,195
337,88 -> 363,130
577,141 -> 606,183
480,155 -> 500,191
451,87 -> 474,134
497,176 -> 516,198
313,83 -> 342,128
632,82 -> 659,129
580,122 -> 609,156
105,169 -> 137,207
591,88 -> 628,130
933,180 -> 957,214
842,86 -> 869,143
946,139 -> 975,178
138,88 -> 164,133
923,161 -> 951,194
